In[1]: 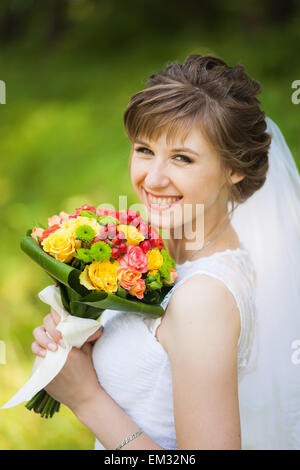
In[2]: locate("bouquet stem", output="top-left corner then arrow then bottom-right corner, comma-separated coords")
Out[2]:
26,389 -> 60,418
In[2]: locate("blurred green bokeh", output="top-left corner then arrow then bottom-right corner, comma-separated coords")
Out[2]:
0,0 -> 299,450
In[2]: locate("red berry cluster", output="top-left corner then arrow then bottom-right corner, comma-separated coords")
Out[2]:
96,208 -> 119,219
147,226 -> 165,250
75,207 -> 165,258
92,223 -> 127,259
75,204 -> 97,216
117,209 -> 141,226
120,210 -> 165,250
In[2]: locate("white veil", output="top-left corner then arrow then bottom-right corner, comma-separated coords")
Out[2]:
230,116 -> 300,449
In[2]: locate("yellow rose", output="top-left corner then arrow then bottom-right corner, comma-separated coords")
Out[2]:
117,224 -> 145,246
79,259 -> 119,294
146,248 -> 164,271
61,216 -> 100,237
41,228 -> 81,263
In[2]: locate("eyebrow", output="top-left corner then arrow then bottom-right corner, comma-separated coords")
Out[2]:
134,139 -> 199,156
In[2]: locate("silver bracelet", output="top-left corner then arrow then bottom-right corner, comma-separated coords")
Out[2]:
114,427 -> 144,450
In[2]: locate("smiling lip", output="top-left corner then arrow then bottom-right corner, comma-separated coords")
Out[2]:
143,188 -> 183,198
143,188 -> 183,211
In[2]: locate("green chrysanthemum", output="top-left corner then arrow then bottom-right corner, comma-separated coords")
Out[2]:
75,224 -> 96,242
145,272 -> 163,290
76,248 -> 93,263
149,280 -> 162,290
161,248 -> 176,268
158,248 -> 175,281
90,240 -> 112,262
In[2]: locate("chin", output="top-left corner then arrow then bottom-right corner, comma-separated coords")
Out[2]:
146,207 -> 186,234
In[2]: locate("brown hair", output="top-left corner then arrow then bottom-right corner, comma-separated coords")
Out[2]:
123,54 -> 271,212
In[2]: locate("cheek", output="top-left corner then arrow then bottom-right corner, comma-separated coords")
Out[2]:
130,158 -> 144,187
188,166 -> 225,205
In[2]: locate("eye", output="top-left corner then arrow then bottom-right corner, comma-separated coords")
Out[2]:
135,146 -> 153,155
134,147 -> 193,164
173,155 -> 193,164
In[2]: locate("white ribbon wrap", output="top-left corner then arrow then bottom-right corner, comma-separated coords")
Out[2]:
1,284 -> 102,409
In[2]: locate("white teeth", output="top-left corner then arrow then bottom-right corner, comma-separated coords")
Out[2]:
148,194 -> 181,205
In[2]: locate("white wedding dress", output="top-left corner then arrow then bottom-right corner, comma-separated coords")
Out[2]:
92,116 -> 300,450
92,245 -> 258,450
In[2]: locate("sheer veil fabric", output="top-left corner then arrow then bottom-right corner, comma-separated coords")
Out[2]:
231,116 -> 300,449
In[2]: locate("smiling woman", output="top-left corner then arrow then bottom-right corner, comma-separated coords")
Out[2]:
124,55 -> 270,210
123,55 -> 271,266
30,53 -> 300,450
129,123 -> 237,256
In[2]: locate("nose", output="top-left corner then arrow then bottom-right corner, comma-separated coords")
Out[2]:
144,159 -> 170,190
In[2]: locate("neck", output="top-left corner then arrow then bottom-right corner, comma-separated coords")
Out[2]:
163,206 -> 239,265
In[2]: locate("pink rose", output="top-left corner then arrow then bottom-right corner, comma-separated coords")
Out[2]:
58,211 -> 70,222
163,268 -> 179,285
48,215 -> 61,226
31,227 -> 44,241
138,221 -> 149,236
170,268 -> 178,283
117,245 -> 148,273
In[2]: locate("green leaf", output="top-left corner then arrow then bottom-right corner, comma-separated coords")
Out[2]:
71,290 -> 164,318
56,281 -> 103,319
21,232 -> 165,320
79,210 -> 98,220
116,286 -> 128,298
98,216 -> 119,225
20,235 -> 89,294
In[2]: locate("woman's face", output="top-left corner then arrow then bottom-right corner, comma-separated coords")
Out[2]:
129,124 -> 230,234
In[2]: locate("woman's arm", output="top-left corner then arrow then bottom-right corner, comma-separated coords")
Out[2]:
73,388 -> 164,450
164,273 -> 241,450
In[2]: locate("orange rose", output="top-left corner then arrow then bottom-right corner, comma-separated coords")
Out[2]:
116,267 -> 142,290
129,278 -> 146,299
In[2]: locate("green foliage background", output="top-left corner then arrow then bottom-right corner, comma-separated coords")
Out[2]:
0,0 -> 299,450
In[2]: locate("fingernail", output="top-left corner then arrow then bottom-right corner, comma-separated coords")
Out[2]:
40,349 -> 46,357
48,343 -> 57,351
59,339 -> 66,348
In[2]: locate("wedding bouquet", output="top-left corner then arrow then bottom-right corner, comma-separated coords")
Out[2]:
2,205 -> 178,418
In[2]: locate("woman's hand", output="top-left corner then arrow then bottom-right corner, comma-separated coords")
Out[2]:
44,336 -> 103,413
31,307 -> 104,413
31,307 -> 102,355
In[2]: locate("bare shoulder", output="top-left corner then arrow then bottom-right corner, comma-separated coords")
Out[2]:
163,273 -> 242,449
164,273 -> 241,357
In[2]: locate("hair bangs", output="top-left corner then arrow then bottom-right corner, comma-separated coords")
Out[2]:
126,106 -> 202,147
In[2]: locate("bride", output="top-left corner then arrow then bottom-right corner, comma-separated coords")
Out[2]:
31,54 -> 300,450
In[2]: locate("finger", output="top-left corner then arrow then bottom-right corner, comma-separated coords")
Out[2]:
50,307 -> 61,325
85,327 -> 104,344
33,325 -> 58,351
31,340 -> 47,357
43,313 -> 63,344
